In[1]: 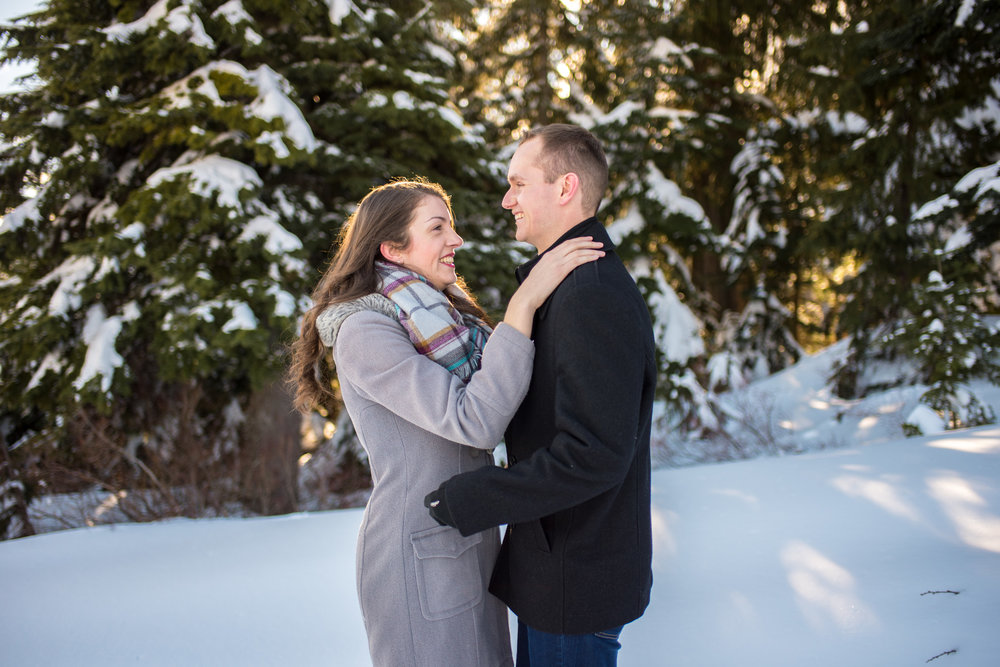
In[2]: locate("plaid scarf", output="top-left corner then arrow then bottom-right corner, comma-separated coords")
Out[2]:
375,260 -> 491,381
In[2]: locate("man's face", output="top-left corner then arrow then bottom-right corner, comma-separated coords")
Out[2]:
501,138 -> 563,252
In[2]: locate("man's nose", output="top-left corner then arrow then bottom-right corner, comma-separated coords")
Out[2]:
501,189 -> 514,209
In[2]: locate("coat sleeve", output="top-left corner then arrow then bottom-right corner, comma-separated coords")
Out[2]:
438,280 -> 650,535
334,312 -> 534,449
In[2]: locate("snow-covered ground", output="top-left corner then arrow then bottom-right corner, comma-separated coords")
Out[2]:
3,339 -> 999,666
2,424 -> 998,666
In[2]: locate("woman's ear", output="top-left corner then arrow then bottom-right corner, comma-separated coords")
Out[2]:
380,241 -> 403,264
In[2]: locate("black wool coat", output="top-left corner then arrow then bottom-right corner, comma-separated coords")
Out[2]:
438,217 -> 656,635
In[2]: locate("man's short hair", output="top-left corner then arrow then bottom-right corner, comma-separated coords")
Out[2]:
522,124 -> 609,216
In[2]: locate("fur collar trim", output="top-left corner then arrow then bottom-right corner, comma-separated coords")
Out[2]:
316,294 -> 397,349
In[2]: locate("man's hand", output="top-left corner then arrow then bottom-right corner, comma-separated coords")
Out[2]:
424,488 -> 456,528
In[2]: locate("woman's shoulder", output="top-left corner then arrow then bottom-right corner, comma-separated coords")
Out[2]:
317,294 -> 398,349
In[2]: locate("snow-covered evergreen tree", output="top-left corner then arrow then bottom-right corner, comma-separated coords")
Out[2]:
267,0 -> 512,485
0,0 -> 325,527
463,1 -> 729,441
0,0 -> 501,533
871,160 -> 1000,433
784,0 -> 1000,410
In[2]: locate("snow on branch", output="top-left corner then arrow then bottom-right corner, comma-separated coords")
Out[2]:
325,0 -> 357,25
103,0 -> 214,49
160,61 -> 318,156
73,305 -> 125,394
0,184 -> 46,235
146,155 -> 260,208
238,215 -> 303,255
632,258 -> 705,365
40,255 -> 96,316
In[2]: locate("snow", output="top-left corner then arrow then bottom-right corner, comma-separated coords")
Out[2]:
809,65 -> 838,77
246,65 -> 319,155
955,0 -> 978,27
147,155 -> 261,208
267,285 -> 299,318
645,162 -> 709,223
377,89 -> 473,139
73,305 -> 125,393
825,110 -> 869,135
26,351 -> 63,390
103,0 -> 214,50
117,221 -> 145,241
699,335 -> 1000,465
944,224 -> 974,254
649,37 -> 692,68
958,82 -> 1000,132
2,421 -> 998,666
606,202 -> 645,243
633,258 -> 705,364
955,160 -> 1000,199
2,2 -> 999,662
41,255 -> 96,316
221,301 -> 258,332
0,188 -> 41,233
159,61 -> 318,157
4,327 -> 1000,665
40,110 -> 66,127
212,0 -> 253,25
237,215 -> 303,254
602,100 -> 643,126
210,0 -> 262,45
426,41 -> 456,67
326,0 -> 356,24
905,404 -> 947,435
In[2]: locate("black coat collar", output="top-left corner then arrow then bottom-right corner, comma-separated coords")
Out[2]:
515,217 -> 615,283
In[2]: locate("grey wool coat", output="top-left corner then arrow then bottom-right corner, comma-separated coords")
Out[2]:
317,295 -> 533,667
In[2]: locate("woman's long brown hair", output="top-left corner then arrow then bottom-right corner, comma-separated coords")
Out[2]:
288,178 -> 491,414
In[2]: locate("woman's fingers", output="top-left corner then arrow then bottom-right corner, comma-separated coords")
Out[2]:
550,236 -> 603,255
539,236 -> 604,271
507,237 -> 606,322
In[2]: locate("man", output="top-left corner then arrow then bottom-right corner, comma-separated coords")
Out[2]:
425,124 -> 656,666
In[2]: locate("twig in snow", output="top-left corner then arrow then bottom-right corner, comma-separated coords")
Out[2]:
920,590 -> 960,596
926,649 -> 958,662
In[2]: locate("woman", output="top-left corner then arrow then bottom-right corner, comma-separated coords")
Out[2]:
289,178 -> 603,666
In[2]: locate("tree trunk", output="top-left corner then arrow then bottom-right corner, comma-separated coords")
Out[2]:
240,380 -> 301,515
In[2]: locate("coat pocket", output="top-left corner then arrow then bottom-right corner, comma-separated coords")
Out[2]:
527,518 -> 552,553
410,525 -> 484,621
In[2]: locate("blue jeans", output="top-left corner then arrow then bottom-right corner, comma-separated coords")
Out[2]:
515,619 -> 624,667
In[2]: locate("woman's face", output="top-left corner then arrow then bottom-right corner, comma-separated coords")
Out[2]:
387,195 -> 463,290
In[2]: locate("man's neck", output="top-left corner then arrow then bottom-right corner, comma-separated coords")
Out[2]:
534,216 -> 597,255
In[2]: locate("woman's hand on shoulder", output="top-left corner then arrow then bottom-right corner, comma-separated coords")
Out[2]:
502,237 -> 603,337
516,237 -> 604,311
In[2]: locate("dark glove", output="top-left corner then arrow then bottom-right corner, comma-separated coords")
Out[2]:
424,487 -> 456,528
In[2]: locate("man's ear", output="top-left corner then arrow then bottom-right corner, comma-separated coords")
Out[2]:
558,173 -> 580,204
380,242 -> 404,264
